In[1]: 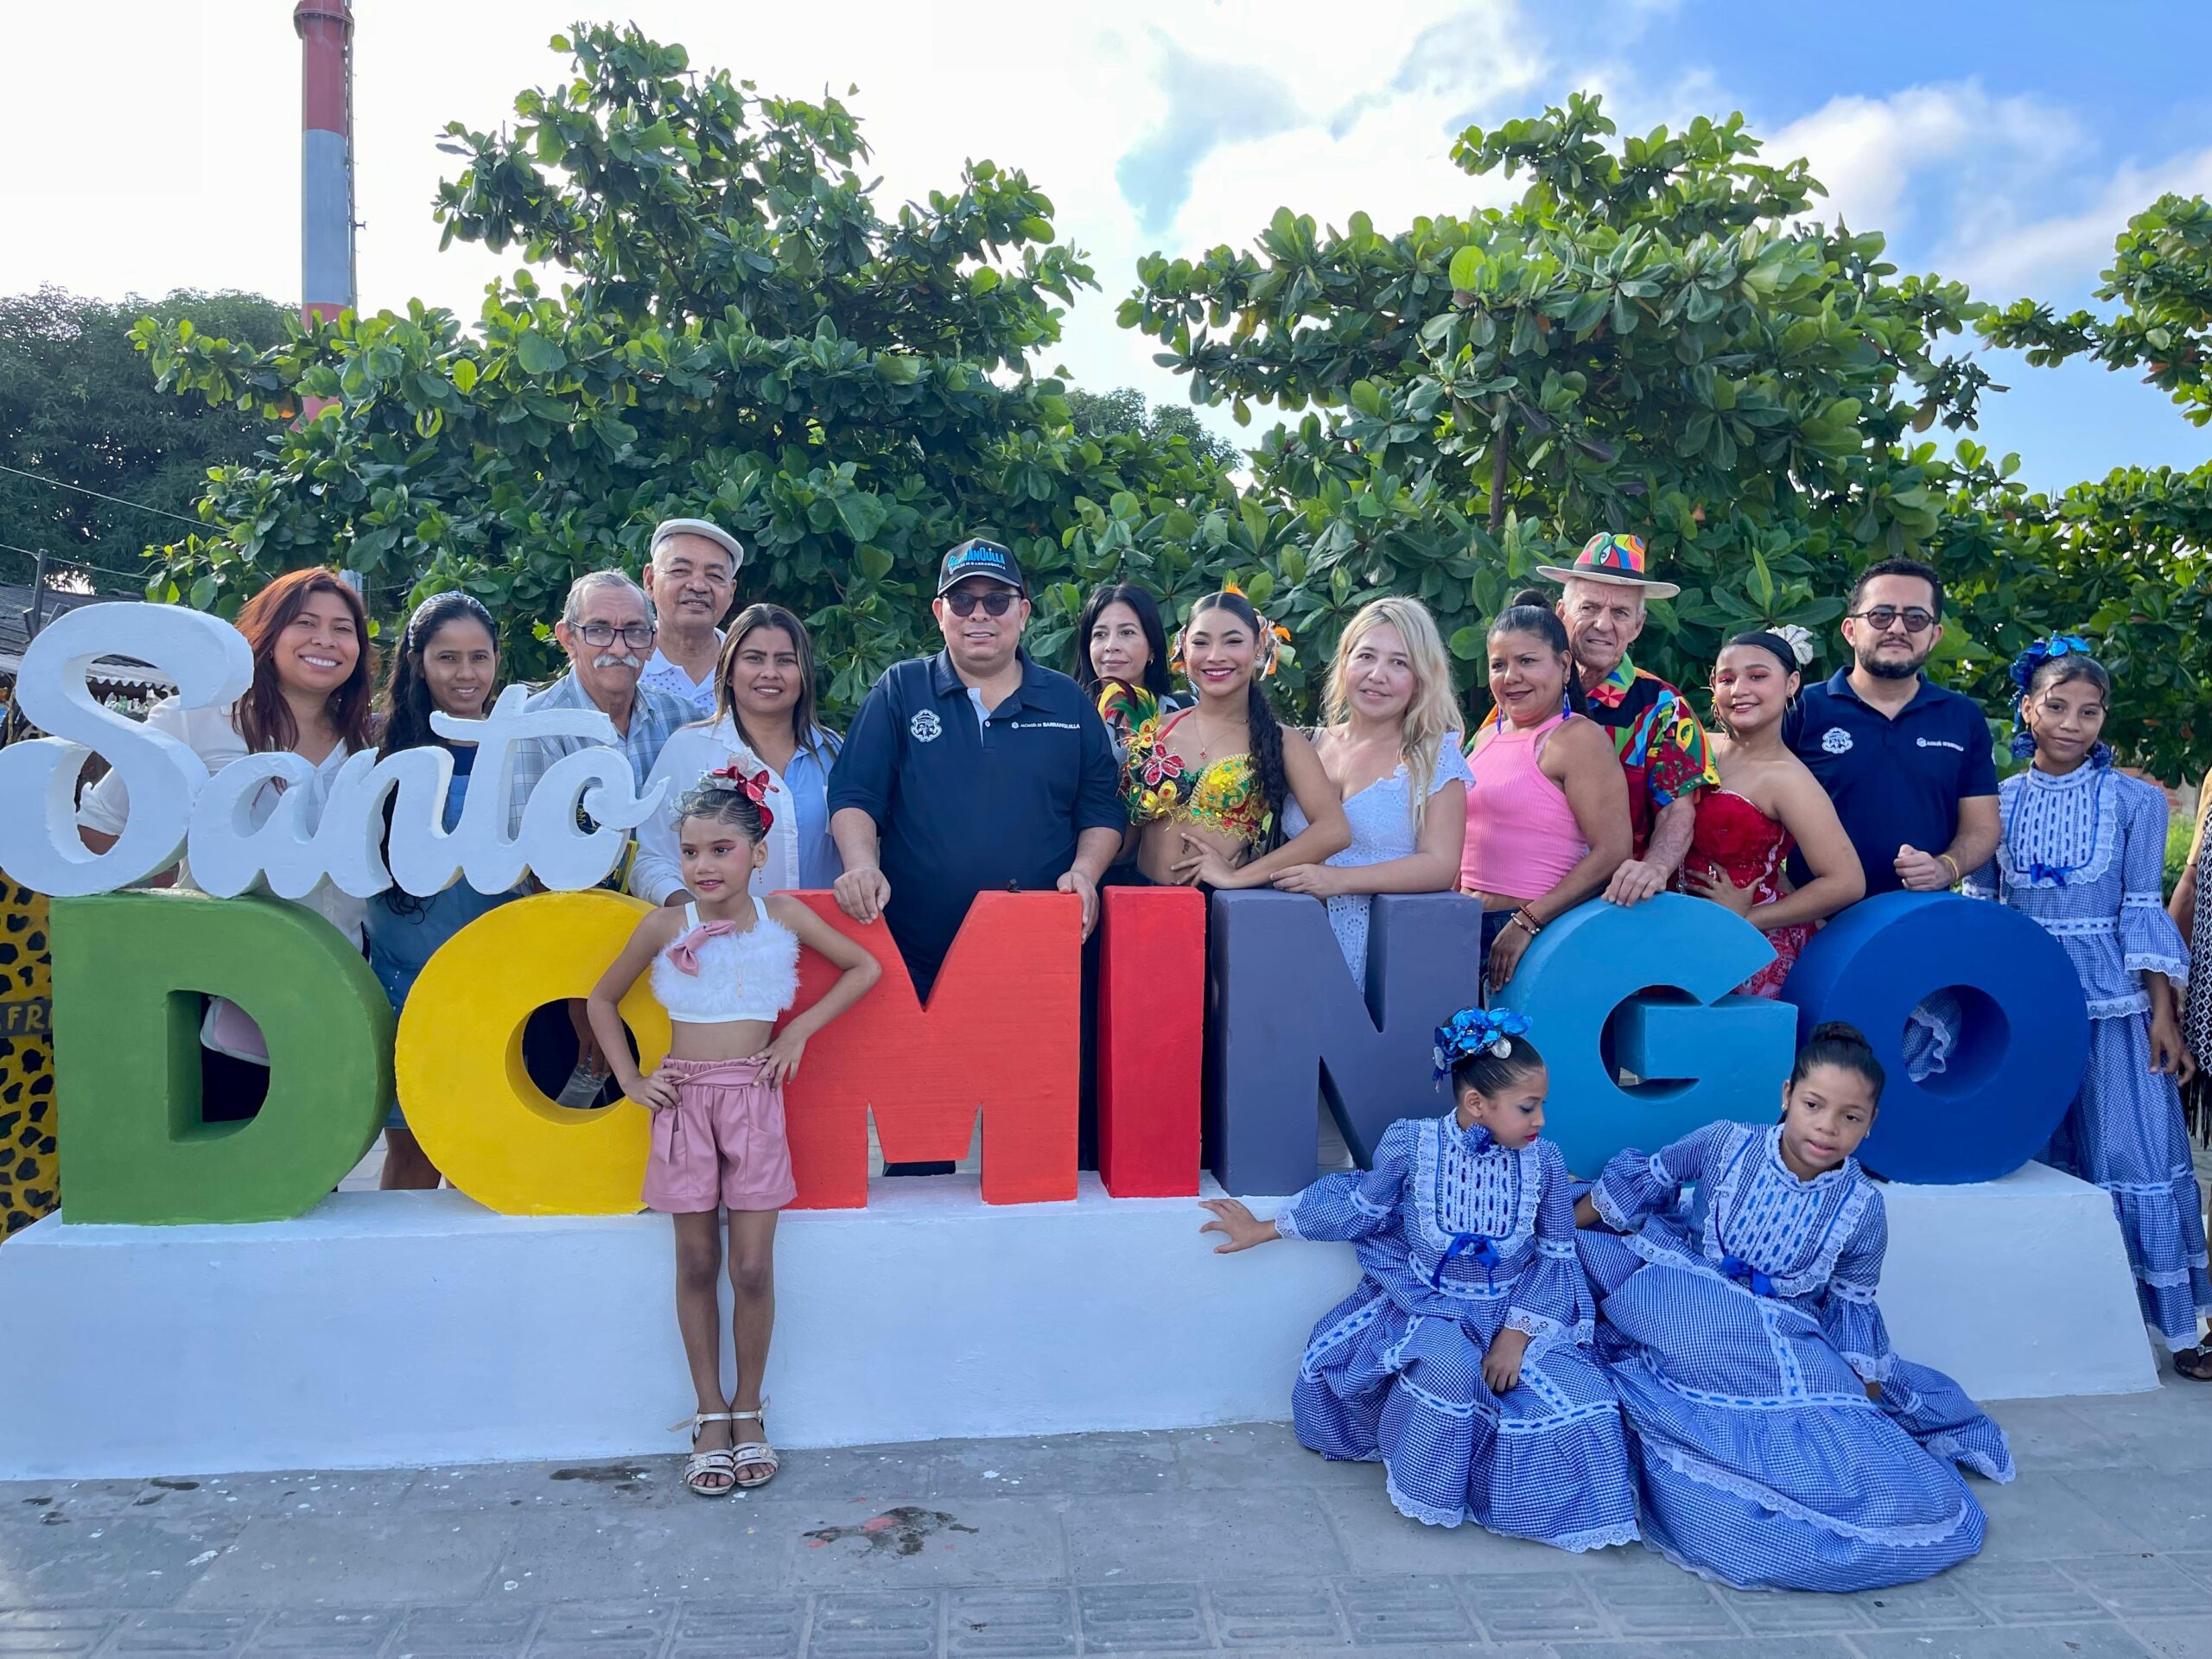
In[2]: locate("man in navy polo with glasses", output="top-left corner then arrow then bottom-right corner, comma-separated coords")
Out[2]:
830,537 -> 1124,1002
1787,556 -> 2001,898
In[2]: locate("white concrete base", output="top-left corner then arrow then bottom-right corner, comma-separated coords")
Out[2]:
1876,1160 -> 2159,1400
0,1164 -> 2156,1479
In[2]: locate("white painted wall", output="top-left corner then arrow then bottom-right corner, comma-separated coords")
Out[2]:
0,1166 -> 2155,1479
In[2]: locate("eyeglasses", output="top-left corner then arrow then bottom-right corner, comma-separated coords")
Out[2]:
575,622 -> 656,648
944,590 -> 1018,618
1848,607 -> 1936,635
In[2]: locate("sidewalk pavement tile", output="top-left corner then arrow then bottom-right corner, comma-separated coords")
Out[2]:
0,1518 -> 238,1611
1067,1491 -> 1344,1584
180,1514 -> 506,1610
787,1498 -> 1067,1589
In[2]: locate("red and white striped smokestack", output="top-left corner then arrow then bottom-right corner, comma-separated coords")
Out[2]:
295,0 -> 356,327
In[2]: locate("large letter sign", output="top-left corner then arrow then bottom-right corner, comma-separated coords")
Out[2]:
780,893 -> 1082,1207
1096,885 -> 1203,1198
0,604 -> 251,896
1496,893 -> 1798,1178
1208,893 -> 1484,1195
48,891 -> 393,1223
1779,891 -> 2088,1184
396,890 -> 669,1216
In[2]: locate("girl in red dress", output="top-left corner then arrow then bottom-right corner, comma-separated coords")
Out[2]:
1674,630 -> 1866,995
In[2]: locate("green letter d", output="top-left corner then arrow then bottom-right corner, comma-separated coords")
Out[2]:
50,891 -> 393,1224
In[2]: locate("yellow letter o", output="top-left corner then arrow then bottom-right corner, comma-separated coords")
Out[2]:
396,889 -> 668,1215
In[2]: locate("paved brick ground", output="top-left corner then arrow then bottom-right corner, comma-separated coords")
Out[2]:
6,1382 -> 2212,1656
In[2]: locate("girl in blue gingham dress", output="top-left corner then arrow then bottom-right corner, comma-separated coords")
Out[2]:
1963,634 -> 2208,1352
1575,1025 -> 2014,1592
1200,1010 -> 1638,1554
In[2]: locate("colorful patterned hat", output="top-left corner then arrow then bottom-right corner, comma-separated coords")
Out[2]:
1534,532 -> 1680,600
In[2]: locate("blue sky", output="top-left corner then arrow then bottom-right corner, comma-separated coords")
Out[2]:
0,1 -> 2203,494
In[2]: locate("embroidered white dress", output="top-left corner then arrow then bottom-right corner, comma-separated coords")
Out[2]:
1580,1122 -> 2013,1592
1962,762 -> 2209,1344
1274,1116 -> 1638,1552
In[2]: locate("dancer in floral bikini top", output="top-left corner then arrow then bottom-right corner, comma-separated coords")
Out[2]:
1673,630 -> 1865,996
1116,587 -> 1349,888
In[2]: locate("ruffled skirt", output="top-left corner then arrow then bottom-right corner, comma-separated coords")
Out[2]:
2043,1013 -> 2212,1346
1291,1279 -> 1639,1553
1580,1238 -> 2011,1592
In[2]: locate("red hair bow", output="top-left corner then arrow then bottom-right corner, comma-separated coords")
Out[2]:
707,762 -> 780,831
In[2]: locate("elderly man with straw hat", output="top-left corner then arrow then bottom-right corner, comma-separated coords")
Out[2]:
1535,531 -> 1719,906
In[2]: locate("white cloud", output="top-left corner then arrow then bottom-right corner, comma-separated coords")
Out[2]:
1946,145 -> 2212,295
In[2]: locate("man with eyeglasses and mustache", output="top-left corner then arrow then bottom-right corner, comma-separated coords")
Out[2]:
1786,557 -> 2000,899
508,569 -> 701,1105
830,537 -> 1123,1004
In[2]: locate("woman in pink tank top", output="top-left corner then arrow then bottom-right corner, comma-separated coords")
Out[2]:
1462,594 -> 1633,991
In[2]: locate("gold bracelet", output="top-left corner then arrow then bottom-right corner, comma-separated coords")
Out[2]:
1939,853 -> 1961,885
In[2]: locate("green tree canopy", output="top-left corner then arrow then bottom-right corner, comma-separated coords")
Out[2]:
137,24 -> 1232,701
0,287 -> 291,593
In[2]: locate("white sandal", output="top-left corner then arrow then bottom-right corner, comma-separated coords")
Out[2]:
728,1402 -> 779,1490
671,1411 -> 740,1497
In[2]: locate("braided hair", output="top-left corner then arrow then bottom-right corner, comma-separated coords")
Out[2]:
1487,588 -> 1589,720
1185,588 -> 1292,849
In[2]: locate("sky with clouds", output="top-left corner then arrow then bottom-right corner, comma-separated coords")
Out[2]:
1,0 -> 2205,493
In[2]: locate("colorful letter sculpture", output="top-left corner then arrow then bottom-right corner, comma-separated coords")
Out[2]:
1207,893 -> 1483,1195
1096,885 -> 1203,1197
396,889 -> 668,1216
1778,891 -> 2088,1184
781,893 -> 1081,1207
48,891 -> 393,1223
1497,893 -> 1797,1178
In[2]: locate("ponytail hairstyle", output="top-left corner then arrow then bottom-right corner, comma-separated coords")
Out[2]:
1076,582 -> 1175,703
2007,632 -> 2113,766
1710,626 -> 1813,736
1487,588 -> 1587,721
1789,1020 -> 1886,1102
372,591 -> 499,918
1184,588 -> 1291,849
376,592 -> 499,760
1433,1007 -> 1546,1097
675,764 -> 778,846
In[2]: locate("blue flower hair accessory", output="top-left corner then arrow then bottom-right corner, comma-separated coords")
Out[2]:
1433,1007 -> 1532,1081
2007,632 -> 2109,764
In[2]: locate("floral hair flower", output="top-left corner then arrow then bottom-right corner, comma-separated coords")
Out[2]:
1772,624 -> 1815,666
1433,1007 -> 1533,1080
702,762 -> 780,830
2006,632 -> 2097,760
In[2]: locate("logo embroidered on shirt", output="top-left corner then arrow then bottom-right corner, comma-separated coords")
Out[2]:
1007,720 -> 1081,732
1821,727 -> 1853,754
909,709 -> 944,743
1916,736 -> 1966,752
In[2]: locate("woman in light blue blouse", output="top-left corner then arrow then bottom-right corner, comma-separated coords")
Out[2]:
635,604 -> 842,903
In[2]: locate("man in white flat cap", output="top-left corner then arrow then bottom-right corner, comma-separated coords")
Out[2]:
638,517 -> 745,715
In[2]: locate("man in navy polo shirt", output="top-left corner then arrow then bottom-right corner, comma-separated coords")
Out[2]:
1787,556 -> 2000,897
829,537 -> 1124,1001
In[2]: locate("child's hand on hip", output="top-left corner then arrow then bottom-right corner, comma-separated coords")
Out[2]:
760,1029 -> 809,1087
627,1069 -> 681,1112
1483,1326 -> 1531,1395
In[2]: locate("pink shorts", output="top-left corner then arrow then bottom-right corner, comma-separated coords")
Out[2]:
641,1056 -> 798,1214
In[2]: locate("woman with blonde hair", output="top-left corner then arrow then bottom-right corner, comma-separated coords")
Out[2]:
1274,595 -> 1472,980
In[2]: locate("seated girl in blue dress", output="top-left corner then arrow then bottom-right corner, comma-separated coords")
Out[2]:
1200,1009 -> 1638,1554
1573,1023 -> 2014,1592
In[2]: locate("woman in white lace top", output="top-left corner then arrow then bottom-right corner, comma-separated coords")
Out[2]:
1276,596 -> 1471,981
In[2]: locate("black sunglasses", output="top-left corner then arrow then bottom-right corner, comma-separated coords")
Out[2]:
944,589 -> 1019,618
1848,606 -> 1936,635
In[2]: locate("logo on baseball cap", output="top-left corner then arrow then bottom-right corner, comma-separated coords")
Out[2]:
936,537 -> 1026,596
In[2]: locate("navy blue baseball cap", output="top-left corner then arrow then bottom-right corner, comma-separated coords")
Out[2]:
936,537 -> 1027,596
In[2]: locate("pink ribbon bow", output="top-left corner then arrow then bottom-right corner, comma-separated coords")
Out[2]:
666,919 -> 736,976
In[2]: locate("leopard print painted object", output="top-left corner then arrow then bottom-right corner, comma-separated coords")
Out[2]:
0,880 -> 56,1238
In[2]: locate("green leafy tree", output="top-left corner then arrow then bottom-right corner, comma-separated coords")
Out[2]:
137,25 -> 1232,704
0,288 -> 291,592
1122,93 -> 2004,707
